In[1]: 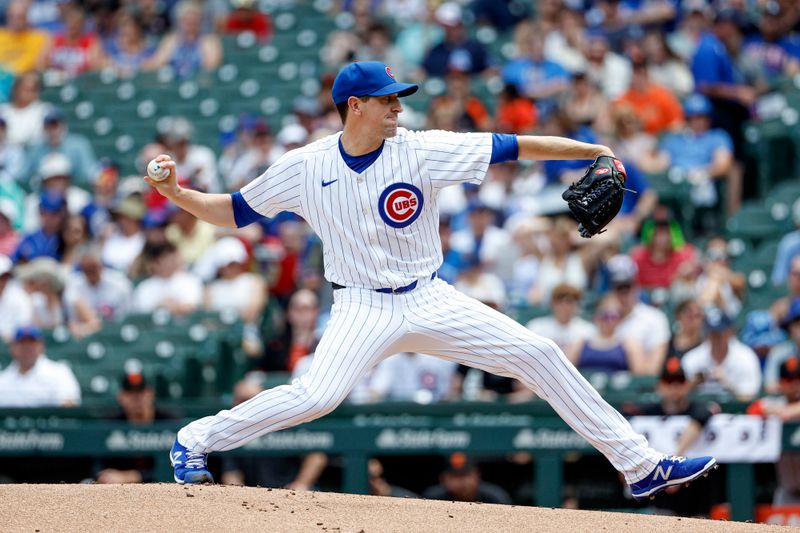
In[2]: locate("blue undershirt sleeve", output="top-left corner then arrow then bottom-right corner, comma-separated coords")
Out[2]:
230,192 -> 264,228
490,133 -> 519,164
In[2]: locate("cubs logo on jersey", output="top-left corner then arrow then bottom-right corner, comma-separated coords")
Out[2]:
378,183 -> 424,228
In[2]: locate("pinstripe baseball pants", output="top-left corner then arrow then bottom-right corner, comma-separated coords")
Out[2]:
178,277 -> 662,484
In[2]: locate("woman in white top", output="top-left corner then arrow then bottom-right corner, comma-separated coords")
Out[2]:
527,217 -> 588,305
202,237 -> 266,324
0,72 -> 50,147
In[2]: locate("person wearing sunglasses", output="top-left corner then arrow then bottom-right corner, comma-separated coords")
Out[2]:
566,294 -> 648,375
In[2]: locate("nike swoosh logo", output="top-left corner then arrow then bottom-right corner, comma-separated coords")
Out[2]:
322,179 -> 338,187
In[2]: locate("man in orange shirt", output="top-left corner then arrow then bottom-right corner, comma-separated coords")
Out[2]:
616,61 -> 684,135
0,0 -> 49,74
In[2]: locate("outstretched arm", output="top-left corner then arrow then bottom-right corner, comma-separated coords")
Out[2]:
517,136 -> 614,161
144,154 -> 237,228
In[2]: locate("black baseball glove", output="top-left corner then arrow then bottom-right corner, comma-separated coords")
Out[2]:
561,155 -> 630,238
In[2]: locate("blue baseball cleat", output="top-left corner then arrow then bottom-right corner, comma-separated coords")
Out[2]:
170,438 -> 214,484
630,455 -> 718,501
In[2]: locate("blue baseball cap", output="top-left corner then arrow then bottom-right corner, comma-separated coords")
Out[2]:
14,325 -> 42,342
331,61 -> 418,105
705,307 -> 733,332
39,191 -> 67,212
684,94 -> 712,117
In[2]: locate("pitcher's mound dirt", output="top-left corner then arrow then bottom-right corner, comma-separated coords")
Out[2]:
0,484 -> 790,532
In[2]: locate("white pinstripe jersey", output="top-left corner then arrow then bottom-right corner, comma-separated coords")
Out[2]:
240,128 -> 493,289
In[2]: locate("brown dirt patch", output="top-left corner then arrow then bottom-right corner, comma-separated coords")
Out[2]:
0,484 -> 790,532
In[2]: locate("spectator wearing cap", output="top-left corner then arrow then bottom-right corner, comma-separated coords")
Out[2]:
772,201 -> 800,287
0,254 -> 33,342
158,116 -> 221,193
567,294 -> 648,374
222,0 -> 273,42
101,196 -> 146,274
0,0 -> 49,75
690,10 -> 754,157
220,377 -> 328,490
165,206 -> 216,266
740,309 -> 786,367
653,94 -> 740,220
450,198 -> 512,280
614,60 -> 684,135
37,4 -> 102,79
501,29 -> 571,119
748,356 -> 800,505
607,254 -> 671,372
13,191 -> 66,263
16,256 -> 100,337
22,152 -> 92,234
741,3 -> 800,84
367,352 -> 458,403
99,9 -> 156,78
667,298 -> 706,359
682,307 -> 761,400
94,370 -> 180,484
0,198 -> 20,255
0,325 -> 81,407
276,124 -> 309,151
66,245 -> 133,322
219,114 -> 265,190
197,236 -> 266,325
0,71 -> 50,147
629,206 -> 697,290
526,283 -> 595,354
527,216 -> 588,305
421,2 -> 489,77
24,107 -> 98,189
131,241 -> 203,316
227,119 -> 284,192
623,357 -> 719,516
763,298 -> 800,394
695,237 -> 745,319
143,0 -> 223,79
422,453 -> 512,504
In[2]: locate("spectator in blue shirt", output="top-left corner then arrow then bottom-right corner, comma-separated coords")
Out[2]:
690,10 -> 754,157
23,107 -> 98,189
12,191 -> 65,263
741,3 -> 800,85
501,31 -> 571,119
773,200 -> 800,287
422,2 -> 489,77
654,94 -> 740,222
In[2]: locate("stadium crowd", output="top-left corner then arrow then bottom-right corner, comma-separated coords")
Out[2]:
0,0 -> 799,515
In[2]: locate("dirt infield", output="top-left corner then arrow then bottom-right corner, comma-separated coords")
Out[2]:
0,484 -> 790,532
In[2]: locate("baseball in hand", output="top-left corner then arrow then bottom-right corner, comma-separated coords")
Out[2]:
147,159 -> 170,182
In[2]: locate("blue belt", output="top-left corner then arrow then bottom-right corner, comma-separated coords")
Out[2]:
332,272 -> 436,294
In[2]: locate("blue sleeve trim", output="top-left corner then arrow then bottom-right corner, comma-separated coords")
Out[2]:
231,192 -> 263,228
490,133 -> 518,164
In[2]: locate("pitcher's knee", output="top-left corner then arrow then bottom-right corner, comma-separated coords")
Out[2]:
294,382 -> 346,421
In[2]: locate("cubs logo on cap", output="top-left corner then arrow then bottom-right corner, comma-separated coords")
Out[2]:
332,61 -> 419,105
378,183 -> 423,228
